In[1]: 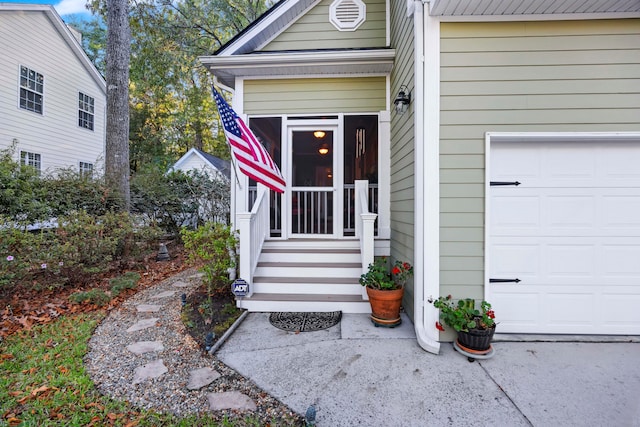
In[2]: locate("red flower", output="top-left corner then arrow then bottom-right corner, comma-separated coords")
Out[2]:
487,310 -> 495,319
435,322 -> 445,332
392,266 -> 401,275
403,262 -> 411,269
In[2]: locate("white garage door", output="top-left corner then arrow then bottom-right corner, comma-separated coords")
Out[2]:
488,138 -> 640,335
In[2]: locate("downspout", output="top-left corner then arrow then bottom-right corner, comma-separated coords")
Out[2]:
414,0 -> 440,354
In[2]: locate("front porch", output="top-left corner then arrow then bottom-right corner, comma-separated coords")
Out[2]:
236,181 -> 387,313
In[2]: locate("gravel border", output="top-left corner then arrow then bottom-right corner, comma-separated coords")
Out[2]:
84,268 -> 303,424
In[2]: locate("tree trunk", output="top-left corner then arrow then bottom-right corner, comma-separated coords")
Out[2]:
105,0 -> 131,211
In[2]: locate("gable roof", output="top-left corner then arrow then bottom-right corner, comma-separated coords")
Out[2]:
216,0 -> 319,56
172,148 -> 231,179
429,0 -> 640,18
0,3 -> 106,93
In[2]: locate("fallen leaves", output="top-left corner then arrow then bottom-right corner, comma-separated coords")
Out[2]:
0,247 -> 189,339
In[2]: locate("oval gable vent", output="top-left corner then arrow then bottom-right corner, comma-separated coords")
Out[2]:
330,0 -> 366,31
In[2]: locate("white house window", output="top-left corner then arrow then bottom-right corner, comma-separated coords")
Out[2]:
21,151 -> 41,174
19,66 -> 44,114
79,161 -> 93,177
329,0 -> 366,31
78,92 -> 95,130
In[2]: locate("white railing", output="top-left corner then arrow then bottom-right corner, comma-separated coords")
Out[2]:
355,180 -> 377,299
237,185 -> 270,296
344,184 -> 378,236
291,189 -> 333,235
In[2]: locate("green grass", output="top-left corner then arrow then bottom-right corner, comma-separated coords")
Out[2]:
0,312 -> 268,426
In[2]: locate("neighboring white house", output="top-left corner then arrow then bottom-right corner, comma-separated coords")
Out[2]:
170,147 -> 231,180
0,3 -> 106,176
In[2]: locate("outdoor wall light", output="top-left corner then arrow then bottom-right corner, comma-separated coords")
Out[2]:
394,85 -> 411,115
313,130 -> 326,139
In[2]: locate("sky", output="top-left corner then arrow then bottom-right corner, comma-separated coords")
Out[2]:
6,0 -> 92,18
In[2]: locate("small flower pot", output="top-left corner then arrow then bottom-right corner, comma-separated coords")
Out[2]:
366,287 -> 403,327
456,326 -> 496,352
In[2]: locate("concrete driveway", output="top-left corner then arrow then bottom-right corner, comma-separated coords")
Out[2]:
216,313 -> 640,426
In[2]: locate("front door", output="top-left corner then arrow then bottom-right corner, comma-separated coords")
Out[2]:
289,128 -> 338,237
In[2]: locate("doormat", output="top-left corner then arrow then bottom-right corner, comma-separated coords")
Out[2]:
269,312 -> 342,332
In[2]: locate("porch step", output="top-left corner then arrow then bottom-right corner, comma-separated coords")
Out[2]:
236,293 -> 371,314
242,239 -> 368,313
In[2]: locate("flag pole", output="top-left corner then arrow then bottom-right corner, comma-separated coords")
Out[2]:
213,85 -> 242,190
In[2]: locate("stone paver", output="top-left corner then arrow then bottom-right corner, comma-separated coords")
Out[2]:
150,290 -> 176,299
132,359 -> 168,384
126,340 -> 164,355
136,304 -> 162,313
207,391 -> 257,411
187,367 -> 221,390
126,317 -> 159,332
172,280 -> 191,288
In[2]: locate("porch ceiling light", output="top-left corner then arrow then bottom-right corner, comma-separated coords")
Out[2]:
313,130 -> 326,139
318,143 -> 329,155
394,85 -> 411,115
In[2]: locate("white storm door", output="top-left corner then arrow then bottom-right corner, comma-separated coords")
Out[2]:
488,138 -> 640,335
288,128 -> 338,237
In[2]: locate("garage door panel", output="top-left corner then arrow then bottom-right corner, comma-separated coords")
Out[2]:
490,243 -> 540,282
493,190 -> 640,236
547,244 -> 595,279
489,138 -> 640,335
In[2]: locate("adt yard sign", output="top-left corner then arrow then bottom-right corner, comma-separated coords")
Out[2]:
231,278 -> 249,297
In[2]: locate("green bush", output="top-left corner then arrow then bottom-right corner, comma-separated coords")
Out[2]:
110,272 -> 140,297
181,223 -> 237,295
69,289 -> 111,306
131,166 -> 229,233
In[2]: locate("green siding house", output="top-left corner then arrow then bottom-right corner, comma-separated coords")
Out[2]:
200,0 -> 640,354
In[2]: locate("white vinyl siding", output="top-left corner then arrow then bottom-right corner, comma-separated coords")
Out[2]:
0,9 -> 105,174
263,0 -> 386,51
439,19 -> 640,301
243,77 -> 386,114
389,0 -> 415,317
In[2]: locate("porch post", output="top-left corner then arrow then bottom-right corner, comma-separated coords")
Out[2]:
377,110 -> 391,239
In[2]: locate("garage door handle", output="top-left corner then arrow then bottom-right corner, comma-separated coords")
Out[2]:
490,181 -> 521,186
490,278 -> 521,283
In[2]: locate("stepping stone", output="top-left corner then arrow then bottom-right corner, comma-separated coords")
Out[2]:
150,290 -> 175,299
172,280 -> 191,288
187,367 -> 221,390
132,359 -> 167,384
207,391 -> 257,411
136,304 -> 162,313
126,340 -> 164,355
127,318 -> 159,332
189,273 -> 204,279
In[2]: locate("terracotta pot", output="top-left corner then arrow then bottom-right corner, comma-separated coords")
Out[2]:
456,325 -> 496,351
366,287 -> 404,327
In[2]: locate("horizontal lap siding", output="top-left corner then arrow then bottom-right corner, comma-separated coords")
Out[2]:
243,77 -> 385,114
439,19 -> 640,301
264,0 -> 386,51
389,1 -> 415,318
0,11 -> 105,173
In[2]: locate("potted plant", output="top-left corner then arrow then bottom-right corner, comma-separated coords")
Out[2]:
429,295 -> 496,353
359,257 -> 412,327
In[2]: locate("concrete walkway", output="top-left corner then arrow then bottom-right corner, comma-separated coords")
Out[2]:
216,313 -> 640,427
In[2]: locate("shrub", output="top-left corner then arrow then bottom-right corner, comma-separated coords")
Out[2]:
110,272 -> 140,297
131,166 -> 229,233
69,288 -> 111,307
181,223 -> 237,295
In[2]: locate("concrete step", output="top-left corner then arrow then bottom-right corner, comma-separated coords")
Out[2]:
236,293 -> 371,314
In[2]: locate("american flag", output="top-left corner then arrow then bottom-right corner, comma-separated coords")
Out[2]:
213,88 -> 285,193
